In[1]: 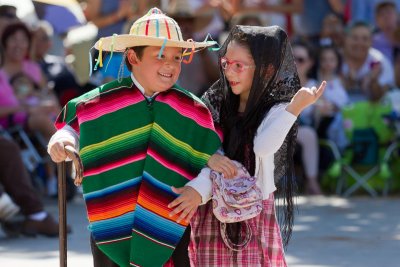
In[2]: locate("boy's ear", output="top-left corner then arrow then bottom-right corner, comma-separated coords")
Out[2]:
127,49 -> 139,65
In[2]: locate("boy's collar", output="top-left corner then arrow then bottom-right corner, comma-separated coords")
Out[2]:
130,73 -> 159,98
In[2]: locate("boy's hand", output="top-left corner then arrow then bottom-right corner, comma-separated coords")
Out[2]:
207,154 -> 237,178
168,186 -> 202,223
48,141 -> 74,163
286,81 -> 326,116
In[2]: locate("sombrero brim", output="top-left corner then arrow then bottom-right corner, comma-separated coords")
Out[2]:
94,34 -> 215,52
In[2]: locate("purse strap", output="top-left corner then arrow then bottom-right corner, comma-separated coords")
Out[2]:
219,221 -> 252,251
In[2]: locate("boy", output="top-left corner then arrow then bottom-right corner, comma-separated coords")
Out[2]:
47,8 -> 221,267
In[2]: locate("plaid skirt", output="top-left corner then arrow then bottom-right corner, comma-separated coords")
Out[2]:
189,193 -> 287,267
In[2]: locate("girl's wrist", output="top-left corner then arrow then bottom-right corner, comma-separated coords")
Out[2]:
286,102 -> 301,117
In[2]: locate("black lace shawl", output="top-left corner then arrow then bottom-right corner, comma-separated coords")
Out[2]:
201,25 -> 301,246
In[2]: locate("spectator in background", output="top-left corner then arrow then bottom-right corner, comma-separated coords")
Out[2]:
372,1 -> 400,65
292,0 -> 344,46
174,0 -> 227,41
341,21 -> 395,103
316,45 -> 349,138
293,40 -> 318,125
319,13 -> 346,50
0,22 -> 60,197
235,13 -> 264,26
0,5 -> 18,35
347,0 -> 400,26
0,5 -> 19,66
31,21 -> 83,106
292,40 -> 322,195
136,0 -> 163,15
231,0 -> 292,30
0,136 -> 70,237
83,0 -> 134,40
9,72 -> 59,116
230,0 -> 344,43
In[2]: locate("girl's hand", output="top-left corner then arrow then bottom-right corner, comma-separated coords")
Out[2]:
286,81 -> 326,116
207,153 -> 237,178
207,154 -> 237,178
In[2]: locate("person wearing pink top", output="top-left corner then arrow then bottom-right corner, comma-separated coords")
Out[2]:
0,22 -> 61,197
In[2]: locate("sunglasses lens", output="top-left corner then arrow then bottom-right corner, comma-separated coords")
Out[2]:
295,57 -> 305,64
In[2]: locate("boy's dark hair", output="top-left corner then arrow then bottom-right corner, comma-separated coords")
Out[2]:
125,46 -> 147,71
375,1 -> 397,15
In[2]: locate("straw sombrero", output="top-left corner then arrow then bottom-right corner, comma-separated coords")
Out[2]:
94,7 -> 216,52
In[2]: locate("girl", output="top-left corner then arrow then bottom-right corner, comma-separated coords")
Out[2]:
187,25 -> 325,266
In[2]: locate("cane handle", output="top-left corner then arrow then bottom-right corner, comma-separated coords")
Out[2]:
64,145 -> 84,186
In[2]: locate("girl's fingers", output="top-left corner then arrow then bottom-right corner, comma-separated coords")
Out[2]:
177,206 -> 191,223
316,81 -> 327,97
187,208 -> 197,221
220,165 -> 231,178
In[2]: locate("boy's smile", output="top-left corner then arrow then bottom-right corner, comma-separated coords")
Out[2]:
128,46 -> 182,97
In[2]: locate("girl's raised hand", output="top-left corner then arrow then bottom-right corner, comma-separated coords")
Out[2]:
207,153 -> 237,178
286,81 -> 327,116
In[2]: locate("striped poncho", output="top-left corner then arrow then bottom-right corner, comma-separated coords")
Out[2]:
55,76 -> 221,266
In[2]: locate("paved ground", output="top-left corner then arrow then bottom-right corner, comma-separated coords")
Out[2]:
1,195 -> 399,266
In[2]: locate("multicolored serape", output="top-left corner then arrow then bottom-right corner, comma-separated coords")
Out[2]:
55,76 -> 221,266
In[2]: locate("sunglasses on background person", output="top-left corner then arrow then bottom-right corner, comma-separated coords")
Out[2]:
220,57 -> 255,73
294,56 -> 307,64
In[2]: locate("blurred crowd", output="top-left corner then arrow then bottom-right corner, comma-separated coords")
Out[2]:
1,0 -> 400,237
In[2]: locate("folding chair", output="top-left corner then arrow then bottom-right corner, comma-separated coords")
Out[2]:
321,101 -> 400,197
1,125 -> 47,175
4,125 -> 78,200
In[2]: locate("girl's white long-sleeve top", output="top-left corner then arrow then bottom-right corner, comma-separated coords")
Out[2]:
48,103 -> 297,204
186,103 -> 297,203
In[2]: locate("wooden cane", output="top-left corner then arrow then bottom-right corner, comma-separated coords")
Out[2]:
57,145 -> 84,267
57,157 -> 67,267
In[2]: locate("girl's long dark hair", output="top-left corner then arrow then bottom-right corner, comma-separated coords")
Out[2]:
202,25 -> 301,246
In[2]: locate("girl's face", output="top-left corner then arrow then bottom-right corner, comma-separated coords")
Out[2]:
223,41 -> 255,100
319,49 -> 338,74
293,46 -> 313,77
4,30 -> 30,63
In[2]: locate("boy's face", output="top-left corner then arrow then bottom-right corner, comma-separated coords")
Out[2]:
128,46 -> 183,96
